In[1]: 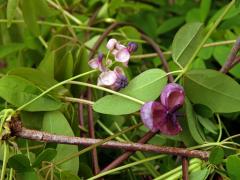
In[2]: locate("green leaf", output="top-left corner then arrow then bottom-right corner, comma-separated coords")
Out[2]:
193,104 -> 213,118
16,171 -> 38,180
20,111 -> 43,130
21,0 -> 40,36
189,167 -> 209,180
38,50 -> 55,79
93,69 -> 167,115
32,148 -> 57,167
0,43 -> 25,58
55,51 -> 74,81
185,98 -> 205,144
8,154 -> 32,172
60,171 -> 81,180
172,22 -> 205,67
0,75 -> 62,111
197,115 -> 217,134
209,146 -> 224,165
74,47 -> 90,81
184,69 -> 240,113
157,17 -> 184,35
226,155 -> 240,180
7,0 -> 19,27
34,0 -> 52,18
200,0 -> 211,22
9,67 -> 68,96
42,111 -> 79,175
186,9 -> 201,23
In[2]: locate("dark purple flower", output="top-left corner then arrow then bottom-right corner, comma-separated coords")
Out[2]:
127,42 -> 138,53
140,83 -> 185,136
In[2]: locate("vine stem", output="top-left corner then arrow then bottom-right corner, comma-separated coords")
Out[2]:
68,81 -> 145,105
0,141 -> 9,180
174,0 -> 235,82
220,37 -> 240,73
13,126 -> 209,161
61,96 -> 94,105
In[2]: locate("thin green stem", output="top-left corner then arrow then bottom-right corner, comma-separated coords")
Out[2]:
222,134 -> 240,142
47,0 -> 83,25
88,154 -> 165,180
153,159 -> 202,180
55,123 -> 142,166
26,140 -> 31,165
38,36 -> 48,49
174,0 -> 235,82
68,81 -> 145,105
8,168 -> 13,180
0,19 -> 105,32
61,96 -> 94,105
97,120 -> 125,142
216,114 -> 222,142
16,70 -> 96,111
0,141 -> 9,180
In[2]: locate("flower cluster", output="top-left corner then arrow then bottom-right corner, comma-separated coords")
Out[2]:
89,39 -> 137,91
140,83 -> 185,136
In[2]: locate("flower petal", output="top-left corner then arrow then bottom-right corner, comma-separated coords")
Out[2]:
97,71 -> 117,86
158,114 -> 182,135
160,83 -> 185,110
140,101 -> 166,132
115,43 -> 126,50
109,67 -> 128,91
106,38 -> 117,51
127,42 -> 138,53
115,49 -> 130,62
88,58 -> 99,69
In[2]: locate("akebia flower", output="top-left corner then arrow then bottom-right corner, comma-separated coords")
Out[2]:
106,38 -> 138,66
88,53 -> 105,72
97,66 -> 128,91
140,83 -> 185,136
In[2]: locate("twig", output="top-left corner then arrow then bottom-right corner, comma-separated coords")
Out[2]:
182,157 -> 189,180
13,127 -> 209,160
87,88 -> 101,174
220,37 -> 240,73
78,94 -> 86,137
226,56 -> 240,72
140,33 -> 173,82
101,131 -> 156,172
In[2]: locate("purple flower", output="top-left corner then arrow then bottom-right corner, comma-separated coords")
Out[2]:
106,39 -> 137,66
140,83 -> 185,136
97,66 -> 128,91
88,53 -> 106,72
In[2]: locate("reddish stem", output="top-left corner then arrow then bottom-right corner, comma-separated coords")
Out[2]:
220,37 -> 240,73
78,94 -> 86,137
13,127 -> 209,160
182,157 -> 189,180
87,87 -> 100,174
101,131 -> 156,172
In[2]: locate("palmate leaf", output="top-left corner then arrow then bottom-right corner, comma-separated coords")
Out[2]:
184,69 -> 240,113
93,69 -> 167,115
